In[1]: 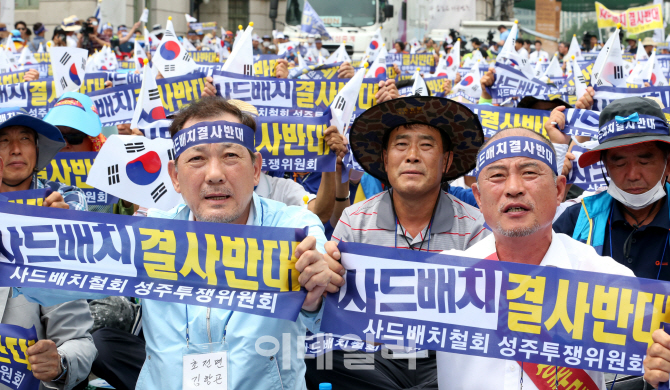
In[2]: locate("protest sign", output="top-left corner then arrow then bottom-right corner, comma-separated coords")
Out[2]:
0,201 -> 308,321
0,324 -> 40,390
322,241 -> 670,376
37,152 -> 118,207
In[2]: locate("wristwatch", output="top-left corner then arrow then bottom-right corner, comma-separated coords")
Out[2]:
53,352 -> 67,383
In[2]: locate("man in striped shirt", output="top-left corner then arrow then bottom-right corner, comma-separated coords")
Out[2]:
305,96 -> 488,389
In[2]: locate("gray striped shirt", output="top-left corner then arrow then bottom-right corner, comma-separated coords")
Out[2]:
332,190 -> 490,251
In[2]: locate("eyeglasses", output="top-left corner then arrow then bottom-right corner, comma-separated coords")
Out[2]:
17,27 -> 26,31
62,132 -> 87,145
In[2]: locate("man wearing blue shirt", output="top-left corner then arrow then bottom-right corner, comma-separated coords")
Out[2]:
16,96 -> 341,390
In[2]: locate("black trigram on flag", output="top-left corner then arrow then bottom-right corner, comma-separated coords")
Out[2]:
108,164 -> 120,185
243,64 -> 252,75
60,52 -> 71,65
164,30 -> 175,37
148,88 -> 160,101
334,96 -> 345,110
60,77 -> 67,89
182,52 -> 191,62
81,57 -> 86,70
577,75 -> 586,83
151,183 -> 167,202
613,65 -> 624,80
125,142 -> 145,153
167,149 -> 175,161
164,64 -> 175,72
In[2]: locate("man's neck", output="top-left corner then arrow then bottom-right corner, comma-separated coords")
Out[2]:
620,198 -> 664,227
1,176 -> 32,193
494,227 -> 553,266
392,188 -> 440,238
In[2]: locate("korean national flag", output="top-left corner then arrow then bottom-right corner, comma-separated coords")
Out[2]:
153,18 -> 198,78
50,47 -> 87,97
0,48 -> 13,74
330,66 -> 366,134
133,40 -> 148,70
365,43 -> 387,79
221,23 -> 254,76
87,135 -> 181,210
411,68 -> 429,96
18,47 -> 37,68
130,60 -> 171,138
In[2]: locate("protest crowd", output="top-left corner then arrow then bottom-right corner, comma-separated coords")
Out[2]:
4,1 -> 670,390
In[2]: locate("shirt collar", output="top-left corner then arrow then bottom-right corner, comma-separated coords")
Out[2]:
611,196 -> 670,229
376,190 -> 455,233
539,231 -> 573,269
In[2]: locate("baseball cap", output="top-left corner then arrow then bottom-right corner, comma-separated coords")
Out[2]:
0,108 -> 66,171
44,92 -> 102,137
579,97 -> 670,168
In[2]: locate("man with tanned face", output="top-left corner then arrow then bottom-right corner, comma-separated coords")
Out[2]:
312,96 -> 488,390
436,127 -> 634,389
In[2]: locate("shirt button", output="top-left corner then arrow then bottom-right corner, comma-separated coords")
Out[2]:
627,258 -> 634,264
508,364 -> 516,372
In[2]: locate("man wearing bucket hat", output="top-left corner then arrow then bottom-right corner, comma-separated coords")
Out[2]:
436,126 -> 633,390
309,96 -> 488,390
0,107 -> 87,210
553,97 -> 670,281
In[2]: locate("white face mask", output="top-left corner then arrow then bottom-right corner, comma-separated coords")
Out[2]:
607,166 -> 667,210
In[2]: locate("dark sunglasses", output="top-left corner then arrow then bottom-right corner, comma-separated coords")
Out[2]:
17,27 -> 26,31
62,132 -> 87,145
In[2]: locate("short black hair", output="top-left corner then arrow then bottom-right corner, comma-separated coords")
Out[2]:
534,40 -> 542,45
395,41 -> 405,51
498,25 -> 506,31
14,21 -> 26,29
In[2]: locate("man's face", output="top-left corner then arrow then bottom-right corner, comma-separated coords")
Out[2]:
534,42 -> 541,51
168,112 -> 262,224
252,40 -> 259,48
316,41 -> 322,49
645,45 -> 654,54
383,125 -> 452,197
627,39 -> 636,48
474,140 -> 566,238
604,142 -> 670,196
225,34 -> 233,42
590,37 -> 598,46
103,29 -> 113,38
0,126 -> 37,185
58,126 -> 94,152
515,41 -> 522,50
188,33 -> 198,42
559,43 -> 568,54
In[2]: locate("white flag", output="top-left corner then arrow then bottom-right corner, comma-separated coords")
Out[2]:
444,39 -> 460,78
365,44 -> 388,78
365,27 -> 383,59
326,43 -> 350,64
182,38 -> 197,51
0,49 -> 13,74
533,57 -> 545,78
567,35 -> 582,60
131,59 -> 170,134
593,30 -> 628,88
50,47 -> 87,97
219,44 -> 230,61
643,49 -> 669,86
220,23 -> 254,76
330,66 -> 366,134
4,47 -> 18,71
277,41 -> 298,56
143,27 -> 152,53
87,135 -> 181,210
133,40 -> 148,70
140,8 -> 149,23
497,22 -> 534,79
541,54 -> 563,81
451,61 -> 482,100
572,58 -> 587,99
591,27 -> 619,81
37,43 -> 45,53
18,47 -> 37,67
411,68 -> 429,96
153,18 -> 198,78
185,14 -> 197,24
635,40 -> 649,62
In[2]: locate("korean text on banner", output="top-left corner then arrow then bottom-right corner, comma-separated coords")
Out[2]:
0,201 -> 308,321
